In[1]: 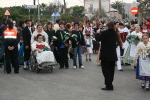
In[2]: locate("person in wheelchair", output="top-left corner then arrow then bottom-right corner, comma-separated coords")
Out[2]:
31,34 -> 55,67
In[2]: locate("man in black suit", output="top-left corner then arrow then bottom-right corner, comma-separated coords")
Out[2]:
22,20 -> 32,70
96,22 -> 118,91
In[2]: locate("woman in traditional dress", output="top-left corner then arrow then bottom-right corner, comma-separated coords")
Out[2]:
141,23 -> 148,34
135,34 -> 150,91
83,21 -> 93,36
128,26 -> 142,69
118,23 -> 130,65
31,34 -> 54,66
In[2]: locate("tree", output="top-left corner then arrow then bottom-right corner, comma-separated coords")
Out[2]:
64,6 -> 84,22
111,1 -> 128,19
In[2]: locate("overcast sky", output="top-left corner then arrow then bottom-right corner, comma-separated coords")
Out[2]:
0,0 -> 136,8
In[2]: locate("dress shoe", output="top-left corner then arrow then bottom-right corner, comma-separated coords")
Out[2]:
15,72 -> 19,74
101,88 -> 113,91
125,63 -> 131,65
7,72 -> 11,74
119,69 -> 123,72
23,68 -> 28,70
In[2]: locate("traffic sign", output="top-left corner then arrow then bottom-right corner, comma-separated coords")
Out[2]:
25,5 -> 37,9
4,9 -> 11,16
130,7 -> 138,15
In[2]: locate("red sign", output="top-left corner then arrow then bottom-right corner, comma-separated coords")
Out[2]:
4,9 -> 11,16
130,7 -> 138,15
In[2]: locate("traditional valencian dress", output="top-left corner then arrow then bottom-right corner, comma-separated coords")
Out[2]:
130,31 -> 142,58
118,27 -> 129,57
83,27 -> 93,36
123,31 -> 142,64
141,29 -> 148,34
31,41 -> 55,66
135,42 -> 150,89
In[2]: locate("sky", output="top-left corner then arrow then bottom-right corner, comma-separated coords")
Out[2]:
0,0 -> 136,8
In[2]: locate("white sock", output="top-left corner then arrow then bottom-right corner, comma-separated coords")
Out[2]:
24,62 -> 27,68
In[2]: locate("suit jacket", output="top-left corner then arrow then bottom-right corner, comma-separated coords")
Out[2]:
22,26 -> 32,47
95,29 -> 118,61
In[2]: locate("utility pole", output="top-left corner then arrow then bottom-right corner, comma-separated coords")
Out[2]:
33,0 -> 36,22
38,0 -> 40,22
63,0 -> 67,21
98,0 -> 101,20
122,0 -> 123,19
137,0 -> 143,24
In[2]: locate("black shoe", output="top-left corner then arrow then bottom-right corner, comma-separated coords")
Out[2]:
125,63 -> 131,65
134,66 -> 136,69
86,59 -> 88,62
15,72 -> 19,74
23,68 -> 28,70
89,59 -> 91,62
7,72 -> 11,74
65,67 -> 69,69
146,87 -> 149,91
141,83 -> 145,89
119,69 -> 123,72
59,67 -> 64,69
101,87 -> 113,91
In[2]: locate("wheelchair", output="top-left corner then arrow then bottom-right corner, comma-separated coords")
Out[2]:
29,51 -> 54,73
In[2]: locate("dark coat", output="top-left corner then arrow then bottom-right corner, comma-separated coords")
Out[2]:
55,29 -> 69,48
22,26 -> 32,47
95,29 -> 118,61
71,30 -> 85,48
45,29 -> 55,44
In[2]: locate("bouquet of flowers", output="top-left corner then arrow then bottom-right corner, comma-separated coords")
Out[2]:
126,35 -> 132,43
71,34 -> 78,42
146,47 -> 150,57
51,36 -> 58,42
42,47 -> 50,51
63,31 -> 71,43
126,35 -> 141,45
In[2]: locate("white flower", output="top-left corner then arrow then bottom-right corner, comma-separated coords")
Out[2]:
52,36 -> 57,39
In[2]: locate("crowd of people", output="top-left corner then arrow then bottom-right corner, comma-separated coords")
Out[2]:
0,17 -> 150,91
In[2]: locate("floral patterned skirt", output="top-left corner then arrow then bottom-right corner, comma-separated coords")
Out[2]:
123,44 -> 134,64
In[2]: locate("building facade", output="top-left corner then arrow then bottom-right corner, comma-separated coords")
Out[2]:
84,0 -> 110,19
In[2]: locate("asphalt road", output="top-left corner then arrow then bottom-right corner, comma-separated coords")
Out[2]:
0,54 -> 150,100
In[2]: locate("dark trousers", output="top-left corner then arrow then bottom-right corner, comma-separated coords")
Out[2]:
24,47 -> 31,61
5,46 -> 19,73
54,49 -> 60,63
58,48 -> 69,68
101,61 -> 115,89
69,53 -> 73,59
120,46 -> 124,56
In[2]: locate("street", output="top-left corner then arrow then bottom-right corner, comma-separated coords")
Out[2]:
0,54 -> 150,100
